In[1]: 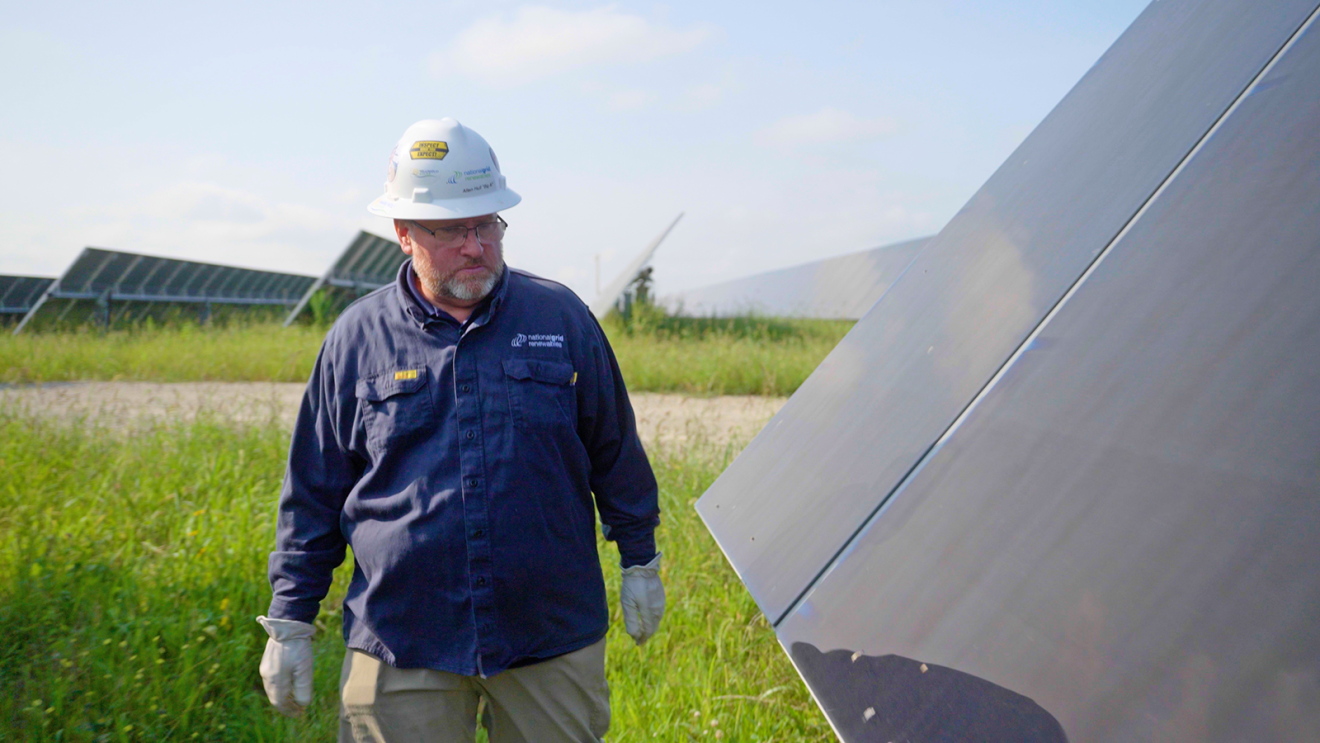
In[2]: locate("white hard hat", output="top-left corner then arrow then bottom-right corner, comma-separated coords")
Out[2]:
367,118 -> 521,220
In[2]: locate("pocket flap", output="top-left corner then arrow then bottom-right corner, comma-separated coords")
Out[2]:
356,370 -> 427,401
503,358 -> 576,386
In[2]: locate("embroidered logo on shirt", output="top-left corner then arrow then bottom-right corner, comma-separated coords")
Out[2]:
394,369 -> 419,380
510,333 -> 564,349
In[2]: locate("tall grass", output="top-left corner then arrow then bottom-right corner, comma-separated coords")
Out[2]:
1,314 -> 852,396
0,411 -> 830,741
0,324 -> 322,385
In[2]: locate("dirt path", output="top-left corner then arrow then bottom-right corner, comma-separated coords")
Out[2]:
0,382 -> 786,449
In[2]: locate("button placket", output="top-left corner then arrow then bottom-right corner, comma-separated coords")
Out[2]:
454,343 -> 496,665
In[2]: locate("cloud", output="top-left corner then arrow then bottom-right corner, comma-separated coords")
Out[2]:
53,181 -> 360,274
608,89 -> 654,111
754,108 -> 898,147
688,83 -> 723,106
436,5 -> 713,85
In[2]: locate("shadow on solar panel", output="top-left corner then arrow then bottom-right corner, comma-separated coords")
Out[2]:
14,248 -> 317,333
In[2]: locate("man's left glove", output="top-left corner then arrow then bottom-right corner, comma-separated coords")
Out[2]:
256,616 -> 316,717
620,552 -> 665,646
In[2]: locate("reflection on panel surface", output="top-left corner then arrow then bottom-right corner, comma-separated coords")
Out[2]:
695,0 -> 1320,624
665,237 -> 928,320
779,15 -> 1320,741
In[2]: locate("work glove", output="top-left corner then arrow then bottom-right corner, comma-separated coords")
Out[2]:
620,552 -> 665,646
256,615 -> 316,717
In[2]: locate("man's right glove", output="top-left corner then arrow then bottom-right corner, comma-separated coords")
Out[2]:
620,552 -> 665,646
256,616 -> 316,717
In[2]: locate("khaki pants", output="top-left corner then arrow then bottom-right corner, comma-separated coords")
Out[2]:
338,638 -> 610,743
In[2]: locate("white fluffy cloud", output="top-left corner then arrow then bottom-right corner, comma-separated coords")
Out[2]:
436,5 -> 712,85
754,108 -> 899,147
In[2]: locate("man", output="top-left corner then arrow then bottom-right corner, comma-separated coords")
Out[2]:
256,118 -> 664,742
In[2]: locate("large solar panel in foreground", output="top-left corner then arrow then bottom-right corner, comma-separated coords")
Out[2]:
666,236 -> 929,319
15,249 -> 316,333
0,275 -> 54,316
697,0 -> 1320,739
285,230 -> 403,325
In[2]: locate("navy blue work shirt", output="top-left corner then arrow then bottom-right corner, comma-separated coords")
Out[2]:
266,261 -> 659,676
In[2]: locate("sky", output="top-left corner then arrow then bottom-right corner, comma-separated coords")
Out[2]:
0,0 -> 1149,302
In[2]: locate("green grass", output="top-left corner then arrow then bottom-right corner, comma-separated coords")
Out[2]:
0,411 -> 830,741
0,314 -> 851,397
0,324 -> 323,385
602,312 -> 852,397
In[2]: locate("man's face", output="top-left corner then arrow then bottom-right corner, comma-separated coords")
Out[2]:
397,214 -> 505,304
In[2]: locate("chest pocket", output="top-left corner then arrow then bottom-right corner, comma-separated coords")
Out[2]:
356,371 -> 434,453
504,358 -> 577,430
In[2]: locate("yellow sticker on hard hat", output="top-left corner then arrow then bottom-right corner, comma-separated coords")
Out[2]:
394,369 -> 419,380
409,141 -> 449,160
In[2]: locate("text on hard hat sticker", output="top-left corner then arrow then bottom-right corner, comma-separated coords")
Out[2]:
409,141 -> 450,160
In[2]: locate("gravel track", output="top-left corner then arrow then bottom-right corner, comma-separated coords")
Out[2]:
0,382 -> 786,450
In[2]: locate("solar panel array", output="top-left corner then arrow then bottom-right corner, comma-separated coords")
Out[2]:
698,1 -> 1320,740
0,275 -> 54,316
664,236 -> 930,320
284,230 -> 404,325
15,248 -> 317,333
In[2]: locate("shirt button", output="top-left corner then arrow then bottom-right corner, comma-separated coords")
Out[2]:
461,384 -> 472,393
473,529 -> 484,538
466,430 -> 475,440
476,577 -> 487,587
467,478 -> 478,487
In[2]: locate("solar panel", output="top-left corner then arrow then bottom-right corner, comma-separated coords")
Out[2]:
665,236 -> 930,320
695,0 -> 1320,630
589,213 -> 683,319
284,230 -> 403,325
0,275 -> 54,316
778,13 -> 1320,739
14,248 -> 317,333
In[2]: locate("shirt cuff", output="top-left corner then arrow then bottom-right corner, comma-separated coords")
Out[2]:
617,531 -> 657,568
266,597 -> 320,625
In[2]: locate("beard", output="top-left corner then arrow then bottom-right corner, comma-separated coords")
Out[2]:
416,257 -> 505,302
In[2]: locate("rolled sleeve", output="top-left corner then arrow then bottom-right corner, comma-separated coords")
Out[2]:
266,341 -> 362,622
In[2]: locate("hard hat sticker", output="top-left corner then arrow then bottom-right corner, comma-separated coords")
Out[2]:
394,369 -> 419,380
387,146 -> 399,182
410,141 -> 449,160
